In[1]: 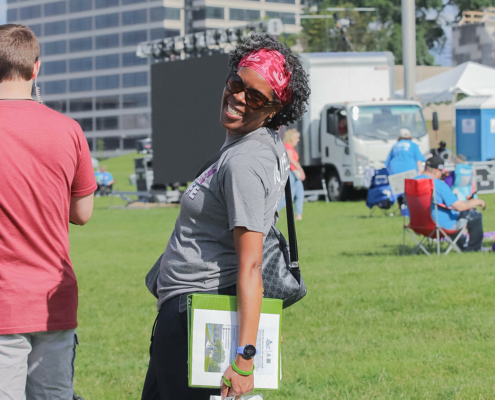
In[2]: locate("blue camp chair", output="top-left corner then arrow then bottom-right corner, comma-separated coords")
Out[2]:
366,168 -> 398,216
451,164 -> 477,201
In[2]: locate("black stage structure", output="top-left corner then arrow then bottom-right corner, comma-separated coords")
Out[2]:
151,54 -> 229,187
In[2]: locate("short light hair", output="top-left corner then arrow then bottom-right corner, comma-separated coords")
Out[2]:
283,128 -> 300,144
0,24 -> 39,83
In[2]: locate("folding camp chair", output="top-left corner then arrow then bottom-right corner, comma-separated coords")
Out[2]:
402,178 -> 467,256
366,168 -> 398,217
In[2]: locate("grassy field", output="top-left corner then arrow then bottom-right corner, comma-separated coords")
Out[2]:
70,154 -> 495,399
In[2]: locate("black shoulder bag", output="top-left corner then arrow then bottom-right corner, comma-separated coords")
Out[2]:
145,135 -> 307,309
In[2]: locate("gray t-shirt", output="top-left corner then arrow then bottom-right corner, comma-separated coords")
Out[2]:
156,127 -> 290,310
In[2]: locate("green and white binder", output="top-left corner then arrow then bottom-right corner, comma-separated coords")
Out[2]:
187,294 -> 283,390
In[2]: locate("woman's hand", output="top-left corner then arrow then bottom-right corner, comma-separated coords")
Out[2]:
299,169 -> 306,181
221,362 -> 254,400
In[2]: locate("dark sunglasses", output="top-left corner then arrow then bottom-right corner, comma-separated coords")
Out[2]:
225,72 -> 280,110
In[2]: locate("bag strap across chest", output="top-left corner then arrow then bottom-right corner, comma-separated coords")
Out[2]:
194,134 -> 299,265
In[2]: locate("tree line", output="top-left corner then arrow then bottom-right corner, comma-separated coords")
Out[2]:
282,0 -> 492,65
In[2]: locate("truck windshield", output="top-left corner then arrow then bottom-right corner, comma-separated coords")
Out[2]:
350,105 -> 426,141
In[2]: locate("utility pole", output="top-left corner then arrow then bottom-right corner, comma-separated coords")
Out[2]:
401,0 -> 416,100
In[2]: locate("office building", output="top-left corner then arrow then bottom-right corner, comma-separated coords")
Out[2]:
452,8 -> 495,68
6,0 -> 302,152
190,0 -> 301,35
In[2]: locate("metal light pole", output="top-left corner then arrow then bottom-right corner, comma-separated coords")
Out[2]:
402,0 -> 416,100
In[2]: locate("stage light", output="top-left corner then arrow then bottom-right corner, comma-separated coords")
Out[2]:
136,19 -> 283,61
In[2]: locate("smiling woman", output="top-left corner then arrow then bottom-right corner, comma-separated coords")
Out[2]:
142,34 -> 310,400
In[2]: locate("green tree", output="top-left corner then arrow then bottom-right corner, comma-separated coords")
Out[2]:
294,0 -> 492,65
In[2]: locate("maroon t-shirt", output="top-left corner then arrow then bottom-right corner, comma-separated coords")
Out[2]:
0,100 -> 97,335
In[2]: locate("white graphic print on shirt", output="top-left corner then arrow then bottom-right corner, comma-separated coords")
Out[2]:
185,163 -> 218,200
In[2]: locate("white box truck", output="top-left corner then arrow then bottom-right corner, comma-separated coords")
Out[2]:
296,52 -> 430,200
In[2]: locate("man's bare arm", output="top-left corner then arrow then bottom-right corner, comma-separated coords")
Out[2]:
451,199 -> 485,212
69,193 -> 94,225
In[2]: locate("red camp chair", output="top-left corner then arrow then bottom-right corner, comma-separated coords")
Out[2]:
403,179 -> 466,256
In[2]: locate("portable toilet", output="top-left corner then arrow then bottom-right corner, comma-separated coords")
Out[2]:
456,95 -> 495,161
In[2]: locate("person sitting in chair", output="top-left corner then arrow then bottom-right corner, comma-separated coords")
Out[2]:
98,165 -> 114,195
430,140 -> 453,162
414,156 -> 486,252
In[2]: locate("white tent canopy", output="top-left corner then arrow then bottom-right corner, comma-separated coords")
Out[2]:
396,62 -> 495,104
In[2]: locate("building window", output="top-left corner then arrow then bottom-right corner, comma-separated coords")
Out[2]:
44,1 -> 66,17
70,98 -> 93,112
95,13 -> 119,29
96,96 -> 119,110
122,113 -> 150,129
70,37 -> 93,52
75,118 -> 93,131
122,30 -> 147,46
70,77 -> 93,92
149,28 -> 180,40
122,9 -> 147,25
20,5 -> 42,20
95,0 -> 119,8
69,17 -> 92,32
123,92 -> 148,108
207,7 -> 224,19
124,135 -> 148,150
229,8 -> 260,21
45,80 -> 67,94
44,40 -> 67,55
44,21 -> 67,36
96,54 -> 120,69
70,57 -> 93,72
29,24 -> 42,37
265,11 -> 296,25
96,116 -> 119,130
149,7 -> 181,22
122,52 -> 147,67
45,100 -> 67,113
44,60 -> 67,75
7,9 -> 17,23
95,75 -> 119,90
123,72 -> 147,87
122,0 -> 146,4
69,0 -> 93,13
95,34 -> 119,49
195,7 -> 224,20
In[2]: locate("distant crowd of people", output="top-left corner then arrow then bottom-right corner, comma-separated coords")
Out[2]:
385,131 -> 486,252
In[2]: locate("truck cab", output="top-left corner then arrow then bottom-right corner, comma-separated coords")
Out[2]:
321,100 -> 430,200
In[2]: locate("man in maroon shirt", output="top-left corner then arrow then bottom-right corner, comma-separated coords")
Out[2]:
0,24 -> 97,400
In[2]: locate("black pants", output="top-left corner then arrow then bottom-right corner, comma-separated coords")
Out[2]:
457,210 -> 484,252
141,294 -> 218,400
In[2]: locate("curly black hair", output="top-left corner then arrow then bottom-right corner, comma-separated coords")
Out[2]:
228,34 -> 310,130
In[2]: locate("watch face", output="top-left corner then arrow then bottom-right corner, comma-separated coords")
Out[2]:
243,344 -> 256,359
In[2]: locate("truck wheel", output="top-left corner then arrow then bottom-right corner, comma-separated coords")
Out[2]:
327,172 -> 343,201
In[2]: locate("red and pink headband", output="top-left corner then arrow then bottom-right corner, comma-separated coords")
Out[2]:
238,49 -> 292,105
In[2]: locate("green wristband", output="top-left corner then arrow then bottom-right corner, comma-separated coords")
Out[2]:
232,359 -> 255,376
222,376 -> 232,387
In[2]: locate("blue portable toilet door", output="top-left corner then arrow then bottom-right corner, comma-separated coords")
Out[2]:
456,109 -> 481,161
481,109 -> 495,161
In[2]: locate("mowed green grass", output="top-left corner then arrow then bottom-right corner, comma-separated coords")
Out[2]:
70,155 -> 495,399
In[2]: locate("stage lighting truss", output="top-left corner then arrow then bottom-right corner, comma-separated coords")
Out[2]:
136,19 -> 283,61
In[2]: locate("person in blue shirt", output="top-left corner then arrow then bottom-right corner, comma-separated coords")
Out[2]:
385,129 -> 425,175
97,165 -> 114,195
414,156 -> 486,252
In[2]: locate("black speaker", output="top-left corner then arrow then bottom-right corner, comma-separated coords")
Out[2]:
151,54 -> 230,185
